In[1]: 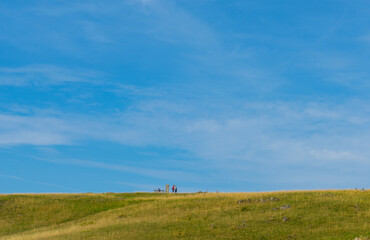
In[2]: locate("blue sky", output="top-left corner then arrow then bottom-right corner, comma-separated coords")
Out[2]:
0,0 -> 369,193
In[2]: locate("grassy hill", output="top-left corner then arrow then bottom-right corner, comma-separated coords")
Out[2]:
0,190 -> 369,240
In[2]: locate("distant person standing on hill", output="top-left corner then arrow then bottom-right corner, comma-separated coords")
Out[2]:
172,185 -> 175,193
175,186 -> 177,193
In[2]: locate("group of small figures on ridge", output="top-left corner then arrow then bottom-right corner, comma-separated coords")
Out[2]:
155,184 -> 178,193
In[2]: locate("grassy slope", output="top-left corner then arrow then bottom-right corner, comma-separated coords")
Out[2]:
0,191 -> 369,240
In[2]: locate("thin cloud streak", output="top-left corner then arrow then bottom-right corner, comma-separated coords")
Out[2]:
0,172 -> 77,192
0,65 -> 103,86
0,149 -> 200,181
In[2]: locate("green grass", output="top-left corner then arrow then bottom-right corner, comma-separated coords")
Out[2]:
0,190 -> 369,239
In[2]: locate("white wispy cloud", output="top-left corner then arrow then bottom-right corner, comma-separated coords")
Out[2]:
0,114 -> 73,145
136,0 -> 283,93
28,2 -> 118,16
0,173 -> 23,180
358,34 -> 370,43
0,149 -> 199,181
0,65 -> 103,86
2,0 -> 281,94
0,172 -> 76,192
111,84 -> 165,97
138,0 -> 218,48
0,64 -> 166,101
2,99 -> 370,170
293,50 -> 370,89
